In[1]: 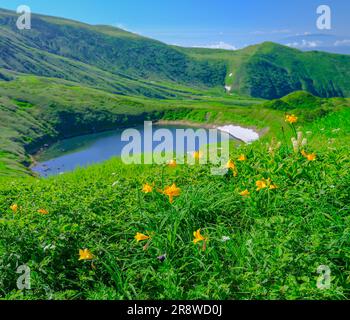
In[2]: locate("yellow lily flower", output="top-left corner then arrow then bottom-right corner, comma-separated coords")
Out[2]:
257,178 -> 277,191
193,229 -> 206,244
10,204 -> 18,213
306,153 -> 317,161
238,154 -> 247,161
240,189 -> 250,197
38,209 -> 49,215
79,249 -> 94,261
168,159 -> 177,168
135,232 -> 150,242
285,114 -> 298,124
226,160 -> 238,177
163,183 -> 181,204
226,160 -> 236,170
142,183 -> 153,194
256,179 -> 268,191
301,150 -> 317,161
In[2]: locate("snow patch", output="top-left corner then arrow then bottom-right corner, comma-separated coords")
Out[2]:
217,125 -> 259,143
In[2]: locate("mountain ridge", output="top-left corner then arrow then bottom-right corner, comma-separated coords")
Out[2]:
1,8 -> 350,99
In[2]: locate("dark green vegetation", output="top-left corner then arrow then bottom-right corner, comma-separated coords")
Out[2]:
0,8 -> 350,300
264,91 -> 349,121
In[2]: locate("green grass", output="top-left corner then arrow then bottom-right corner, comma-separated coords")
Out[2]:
0,108 -> 349,300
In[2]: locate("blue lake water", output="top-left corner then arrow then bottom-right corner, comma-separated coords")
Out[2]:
32,125 -> 233,177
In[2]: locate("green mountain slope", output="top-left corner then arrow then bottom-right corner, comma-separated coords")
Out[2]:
263,90 -> 349,121
264,90 -> 344,111
2,9 -> 350,100
0,8 -> 226,92
231,42 -> 350,99
180,43 -> 350,99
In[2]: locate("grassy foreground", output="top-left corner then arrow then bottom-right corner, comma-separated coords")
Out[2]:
0,107 -> 349,300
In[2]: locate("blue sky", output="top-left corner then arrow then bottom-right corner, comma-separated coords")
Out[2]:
1,0 -> 350,49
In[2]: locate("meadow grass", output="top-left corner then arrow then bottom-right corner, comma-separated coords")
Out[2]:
0,108 -> 349,300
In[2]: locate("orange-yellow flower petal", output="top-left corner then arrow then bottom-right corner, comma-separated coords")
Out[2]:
226,160 -> 236,170
238,154 -> 247,161
163,184 -> 181,204
226,160 -> 238,176
285,114 -> 298,124
301,150 -> 317,161
193,229 -> 206,244
256,178 -> 277,191
135,232 -> 150,242
10,204 -> 18,213
306,153 -> 316,161
240,189 -> 250,197
142,183 -> 153,194
256,179 -> 268,191
38,209 -> 49,215
79,249 -> 94,261
168,159 -> 177,168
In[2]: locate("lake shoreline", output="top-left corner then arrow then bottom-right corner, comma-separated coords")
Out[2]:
155,120 -> 265,143
30,120 -> 266,177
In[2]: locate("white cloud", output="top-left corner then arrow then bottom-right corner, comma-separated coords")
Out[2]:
286,40 -> 322,48
193,41 -> 237,50
334,39 -> 350,46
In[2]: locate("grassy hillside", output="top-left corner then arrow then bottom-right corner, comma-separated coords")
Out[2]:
229,42 -> 350,99
263,91 -> 349,121
180,42 -> 350,99
0,8 -> 226,92
1,8 -> 350,100
0,107 -> 349,300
